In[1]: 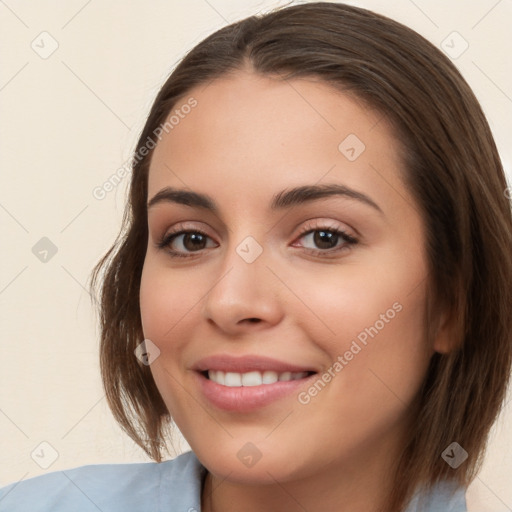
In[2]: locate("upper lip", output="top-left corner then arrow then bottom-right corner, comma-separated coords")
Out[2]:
193,355 -> 317,374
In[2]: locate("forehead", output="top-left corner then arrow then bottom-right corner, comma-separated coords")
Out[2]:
147,70 -> 408,217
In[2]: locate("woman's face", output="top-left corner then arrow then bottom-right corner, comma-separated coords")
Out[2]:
140,70 -> 444,484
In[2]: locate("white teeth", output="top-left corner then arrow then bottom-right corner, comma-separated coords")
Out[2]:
241,371 -> 262,387
262,371 -> 279,384
224,372 -> 242,387
215,370 -> 225,385
207,370 -> 310,387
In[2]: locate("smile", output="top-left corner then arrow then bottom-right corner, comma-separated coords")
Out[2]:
206,370 -> 313,387
196,369 -> 317,412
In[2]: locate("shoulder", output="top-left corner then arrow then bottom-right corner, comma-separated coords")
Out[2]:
0,450 -> 206,512
405,479 -> 467,512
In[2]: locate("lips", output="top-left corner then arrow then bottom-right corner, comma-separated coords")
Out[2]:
192,354 -> 318,412
196,372 -> 317,412
193,354 -> 317,374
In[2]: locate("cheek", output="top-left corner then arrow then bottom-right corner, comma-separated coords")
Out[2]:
139,257 -> 209,411
290,252 -> 425,341
139,258 -> 199,343
139,260 -> 186,418
292,252 -> 431,405
139,263 -> 167,343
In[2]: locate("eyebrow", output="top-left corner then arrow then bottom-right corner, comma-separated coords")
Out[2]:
147,183 -> 383,215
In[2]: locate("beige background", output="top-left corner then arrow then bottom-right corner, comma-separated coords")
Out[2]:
0,1 -> 510,510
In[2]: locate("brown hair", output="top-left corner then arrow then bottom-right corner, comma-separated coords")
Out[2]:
89,2 -> 512,510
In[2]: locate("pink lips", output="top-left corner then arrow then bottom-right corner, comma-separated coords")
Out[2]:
193,354 -> 316,374
192,354 -> 317,412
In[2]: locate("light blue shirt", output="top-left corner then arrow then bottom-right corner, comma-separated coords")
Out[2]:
0,450 -> 467,511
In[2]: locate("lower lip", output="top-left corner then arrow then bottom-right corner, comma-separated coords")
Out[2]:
196,372 -> 316,412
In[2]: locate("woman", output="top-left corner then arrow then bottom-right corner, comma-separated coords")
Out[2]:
1,2 -> 511,511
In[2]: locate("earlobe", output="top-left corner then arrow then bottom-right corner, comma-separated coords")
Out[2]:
432,308 -> 457,354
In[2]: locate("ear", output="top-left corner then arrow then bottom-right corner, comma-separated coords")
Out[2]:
432,307 -> 457,354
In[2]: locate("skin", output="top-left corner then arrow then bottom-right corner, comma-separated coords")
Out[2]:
139,69 -> 451,512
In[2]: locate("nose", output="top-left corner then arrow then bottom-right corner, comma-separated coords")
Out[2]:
200,238 -> 285,336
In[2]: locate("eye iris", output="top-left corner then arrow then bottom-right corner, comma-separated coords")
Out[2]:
314,230 -> 338,249
183,232 -> 206,251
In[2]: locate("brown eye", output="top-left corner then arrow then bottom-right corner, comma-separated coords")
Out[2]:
297,227 -> 358,254
174,232 -> 209,252
311,230 -> 340,250
157,229 -> 217,257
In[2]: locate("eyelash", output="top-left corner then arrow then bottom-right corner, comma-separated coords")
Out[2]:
156,222 -> 358,259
